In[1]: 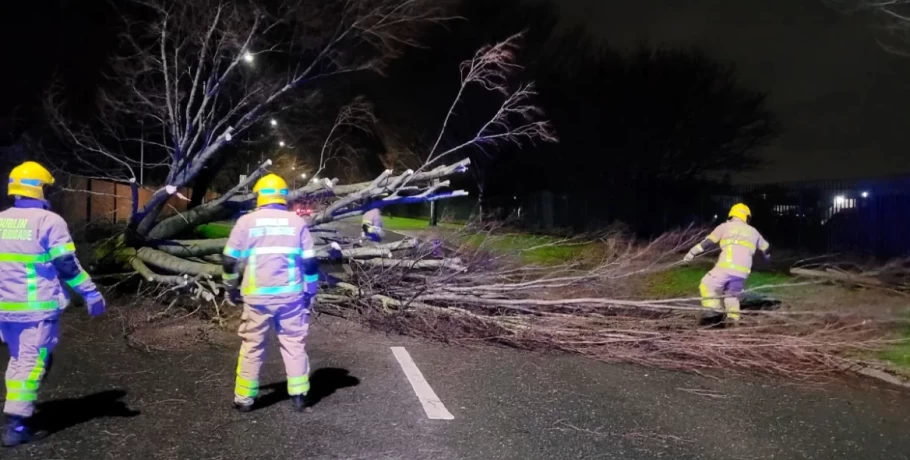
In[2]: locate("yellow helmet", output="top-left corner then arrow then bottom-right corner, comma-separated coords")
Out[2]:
729,203 -> 751,222
252,174 -> 289,208
8,161 -> 55,200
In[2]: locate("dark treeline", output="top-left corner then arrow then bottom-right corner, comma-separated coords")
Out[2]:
363,0 -> 779,233
1,0 -> 779,234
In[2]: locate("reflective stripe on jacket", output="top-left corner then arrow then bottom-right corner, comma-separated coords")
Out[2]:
705,219 -> 770,277
0,206 -> 93,321
362,209 -> 383,236
223,208 -> 317,306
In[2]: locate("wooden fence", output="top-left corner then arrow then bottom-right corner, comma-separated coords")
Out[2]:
41,177 -> 218,225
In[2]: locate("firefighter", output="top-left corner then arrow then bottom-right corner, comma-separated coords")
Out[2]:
222,174 -> 318,412
683,203 -> 770,324
361,208 -> 384,243
0,162 -> 105,447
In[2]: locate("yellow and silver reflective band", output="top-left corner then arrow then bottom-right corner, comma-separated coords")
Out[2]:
235,375 -> 259,398
235,351 -> 259,398
287,253 -> 297,284
6,347 -> 48,402
25,263 -> 38,302
48,242 -> 76,259
5,379 -> 39,402
0,253 -> 51,263
223,271 -> 240,289
64,271 -> 90,288
720,239 -> 756,251
246,254 -> 257,292
304,274 -> 319,284
287,375 -> 310,396
706,233 -> 720,243
240,256 -> 307,295
698,283 -> 721,309
257,188 -> 288,196
0,300 -> 59,312
243,283 -> 304,296
249,247 -> 302,256
718,253 -> 751,274
230,247 -> 309,258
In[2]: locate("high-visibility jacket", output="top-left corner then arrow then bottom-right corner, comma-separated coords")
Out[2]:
698,219 -> 770,278
0,200 -> 97,322
362,209 -> 383,240
222,206 -> 318,306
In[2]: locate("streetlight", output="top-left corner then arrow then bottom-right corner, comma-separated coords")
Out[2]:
301,173 -> 307,179
278,141 -> 286,147
270,118 -> 278,127
242,52 -> 254,64
861,191 -> 870,198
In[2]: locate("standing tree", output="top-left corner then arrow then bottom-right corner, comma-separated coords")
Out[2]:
44,0 -> 554,288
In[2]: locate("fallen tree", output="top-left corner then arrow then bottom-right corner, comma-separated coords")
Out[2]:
317,226 -> 900,380
46,0 -> 554,287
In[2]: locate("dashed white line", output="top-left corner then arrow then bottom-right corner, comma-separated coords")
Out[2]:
390,346 -> 454,420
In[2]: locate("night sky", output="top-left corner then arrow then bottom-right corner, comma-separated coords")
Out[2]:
558,0 -> 910,183
2,0 -> 909,184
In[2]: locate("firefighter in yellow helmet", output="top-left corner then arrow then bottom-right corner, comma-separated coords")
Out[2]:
222,174 -> 318,412
683,203 -> 770,324
1,162 -> 105,446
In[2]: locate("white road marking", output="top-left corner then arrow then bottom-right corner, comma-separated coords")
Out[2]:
390,346 -> 454,420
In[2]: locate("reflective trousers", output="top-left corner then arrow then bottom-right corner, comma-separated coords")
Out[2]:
0,320 -> 59,417
234,301 -> 310,405
699,269 -> 745,321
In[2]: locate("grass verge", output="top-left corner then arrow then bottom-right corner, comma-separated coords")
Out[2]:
462,233 -> 594,265
640,265 -> 795,299
384,216 -> 461,231
195,222 -> 234,239
879,321 -> 910,373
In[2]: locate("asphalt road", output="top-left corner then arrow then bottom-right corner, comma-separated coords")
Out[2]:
315,217 -> 407,244
1,306 -> 909,460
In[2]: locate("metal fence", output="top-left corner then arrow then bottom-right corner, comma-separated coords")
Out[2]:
716,176 -> 910,258
383,176 -> 910,258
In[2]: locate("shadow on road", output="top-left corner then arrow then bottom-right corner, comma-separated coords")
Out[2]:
32,389 -> 140,434
256,367 -> 360,410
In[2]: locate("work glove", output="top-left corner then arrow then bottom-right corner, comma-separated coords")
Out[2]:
683,252 -> 695,263
229,289 -> 243,305
85,291 -> 106,317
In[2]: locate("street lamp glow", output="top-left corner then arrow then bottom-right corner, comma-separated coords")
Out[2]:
834,195 -> 846,206
861,191 -> 869,198
270,118 -> 278,127
278,141 -> 286,147
242,52 -> 254,63
301,173 -> 307,179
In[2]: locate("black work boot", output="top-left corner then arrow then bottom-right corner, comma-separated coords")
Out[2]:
2,415 -> 35,447
290,394 -> 308,412
233,401 -> 253,413
698,311 -> 725,328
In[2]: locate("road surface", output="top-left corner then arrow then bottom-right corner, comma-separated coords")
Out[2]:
1,305 -> 909,460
